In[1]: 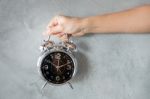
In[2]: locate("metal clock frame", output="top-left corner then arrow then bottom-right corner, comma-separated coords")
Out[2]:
37,34 -> 78,89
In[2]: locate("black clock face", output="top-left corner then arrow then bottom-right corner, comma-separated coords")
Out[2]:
40,51 -> 75,84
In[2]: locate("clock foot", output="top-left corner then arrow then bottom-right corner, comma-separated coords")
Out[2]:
68,82 -> 74,89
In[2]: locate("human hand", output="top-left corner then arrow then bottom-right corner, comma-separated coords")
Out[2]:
43,15 -> 88,41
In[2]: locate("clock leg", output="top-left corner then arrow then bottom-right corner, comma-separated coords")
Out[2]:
41,81 -> 48,90
68,82 -> 73,89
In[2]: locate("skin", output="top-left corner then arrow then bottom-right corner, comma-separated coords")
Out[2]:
43,5 -> 150,41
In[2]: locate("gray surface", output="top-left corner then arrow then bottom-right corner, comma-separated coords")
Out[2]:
0,0 -> 150,99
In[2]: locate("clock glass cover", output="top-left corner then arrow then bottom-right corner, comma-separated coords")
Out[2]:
40,51 -> 74,84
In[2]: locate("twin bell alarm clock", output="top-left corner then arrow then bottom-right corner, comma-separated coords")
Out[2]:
37,34 -> 78,89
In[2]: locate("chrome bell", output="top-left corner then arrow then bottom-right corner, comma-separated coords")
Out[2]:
64,41 -> 77,51
39,40 -> 54,51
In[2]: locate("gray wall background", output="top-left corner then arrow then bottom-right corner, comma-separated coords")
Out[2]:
0,0 -> 150,99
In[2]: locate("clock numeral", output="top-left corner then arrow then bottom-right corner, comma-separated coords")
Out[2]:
44,65 -> 48,70
55,53 -> 61,60
46,71 -> 49,75
45,59 -> 50,63
62,76 -> 65,80
67,65 -> 71,70
67,60 -> 70,63
50,55 -> 53,59
69,74 -> 72,78
56,76 -> 60,81
67,72 -> 70,75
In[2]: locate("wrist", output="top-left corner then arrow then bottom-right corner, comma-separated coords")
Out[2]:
80,17 -> 91,34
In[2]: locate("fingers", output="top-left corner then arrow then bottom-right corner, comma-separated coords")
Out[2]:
47,16 -> 58,28
55,32 -> 65,38
43,15 -> 85,42
43,28 -> 61,35
72,32 -> 85,37
56,32 -> 84,42
51,26 -> 64,34
45,15 -> 65,35
59,34 -> 70,42
54,33 -> 72,42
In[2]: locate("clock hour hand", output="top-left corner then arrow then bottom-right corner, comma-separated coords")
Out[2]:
57,59 -> 60,66
48,60 -> 62,73
59,62 -> 71,68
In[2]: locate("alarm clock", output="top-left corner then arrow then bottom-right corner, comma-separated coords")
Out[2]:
37,35 -> 77,89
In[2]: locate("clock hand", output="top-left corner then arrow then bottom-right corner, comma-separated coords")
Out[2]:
58,59 -> 60,66
47,59 -> 62,73
47,60 -> 58,67
56,59 -> 62,73
56,67 -> 62,73
59,62 -> 71,68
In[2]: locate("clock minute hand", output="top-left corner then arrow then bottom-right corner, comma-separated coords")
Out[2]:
59,62 -> 71,68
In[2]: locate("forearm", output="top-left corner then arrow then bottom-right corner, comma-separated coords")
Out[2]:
81,5 -> 150,34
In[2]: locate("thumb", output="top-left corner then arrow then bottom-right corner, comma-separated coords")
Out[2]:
50,25 -> 63,34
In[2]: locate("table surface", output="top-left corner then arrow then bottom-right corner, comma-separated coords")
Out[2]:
0,0 -> 150,99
